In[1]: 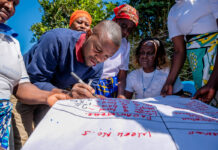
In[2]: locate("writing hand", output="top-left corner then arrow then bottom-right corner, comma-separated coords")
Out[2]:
192,85 -> 216,104
71,83 -> 96,99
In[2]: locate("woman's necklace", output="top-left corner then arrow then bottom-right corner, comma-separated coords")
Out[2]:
141,69 -> 156,97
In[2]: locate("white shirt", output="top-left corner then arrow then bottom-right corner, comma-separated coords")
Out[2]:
125,68 -> 183,99
0,33 -> 29,100
101,38 -> 130,79
168,0 -> 218,39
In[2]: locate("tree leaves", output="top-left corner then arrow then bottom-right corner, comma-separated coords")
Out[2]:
31,0 -> 118,42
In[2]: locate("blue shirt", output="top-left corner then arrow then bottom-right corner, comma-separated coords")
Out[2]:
0,23 -> 18,37
24,28 -> 103,91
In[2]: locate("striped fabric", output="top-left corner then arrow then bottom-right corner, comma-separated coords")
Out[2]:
96,76 -> 119,98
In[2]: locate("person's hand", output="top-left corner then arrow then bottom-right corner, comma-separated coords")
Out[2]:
192,85 -> 216,104
71,83 -> 96,99
97,95 -> 106,99
161,83 -> 173,97
47,93 -> 71,107
117,95 -> 126,99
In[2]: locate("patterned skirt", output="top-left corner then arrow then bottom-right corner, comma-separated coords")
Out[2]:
0,100 -> 12,149
95,76 -> 118,98
186,32 -> 218,106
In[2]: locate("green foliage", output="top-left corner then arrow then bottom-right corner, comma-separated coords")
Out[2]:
129,0 -> 174,37
31,0 -> 118,42
128,0 -> 193,81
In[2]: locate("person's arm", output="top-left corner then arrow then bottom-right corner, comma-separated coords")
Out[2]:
161,35 -> 186,96
117,70 -> 127,98
13,82 -> 50,105
193,52 -> 218,103
14,82 -> 71,106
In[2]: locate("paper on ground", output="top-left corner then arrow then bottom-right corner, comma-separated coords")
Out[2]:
22,96 -> 218,150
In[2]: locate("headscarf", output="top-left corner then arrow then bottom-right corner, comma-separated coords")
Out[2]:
113,4 -> 139,26
69,10 -> 92,27
143,40 -> 160,55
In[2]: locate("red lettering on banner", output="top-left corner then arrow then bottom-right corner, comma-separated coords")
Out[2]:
124,132 -> 130,136
94,113 -> 100,116
98,132 -> 102,136
82,131 -> 91,136
103,132 -> 112,137
86,112 -> 153,120
137,132 -> 152,138
131,132 -> 136,136
188,131 -> 218,136
82,130 -> 152,138
117,132 -> 123,137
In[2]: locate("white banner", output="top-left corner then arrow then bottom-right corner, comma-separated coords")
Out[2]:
22,96 -> 218,150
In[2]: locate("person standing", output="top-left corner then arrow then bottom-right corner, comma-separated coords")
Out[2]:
161,0 -> 218,106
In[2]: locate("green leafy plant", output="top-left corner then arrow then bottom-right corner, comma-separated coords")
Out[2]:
31,0 -> 118,42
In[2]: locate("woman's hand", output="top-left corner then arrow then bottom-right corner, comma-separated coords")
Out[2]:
161,82 -> 173,97
193,85 -> 216,104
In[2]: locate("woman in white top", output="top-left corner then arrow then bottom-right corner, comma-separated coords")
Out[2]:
162,0 -> 218,106
125,38 -> 183,99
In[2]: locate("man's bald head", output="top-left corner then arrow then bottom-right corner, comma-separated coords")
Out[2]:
81,20 -> 122,67
92,20 -> 122,48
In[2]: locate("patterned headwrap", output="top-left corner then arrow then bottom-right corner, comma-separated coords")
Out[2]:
69,10 -> 92,27
143,40 -> 160,55
113,4 -> 139,26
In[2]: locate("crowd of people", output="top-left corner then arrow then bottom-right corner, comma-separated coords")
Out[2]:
0,0 -> 217,149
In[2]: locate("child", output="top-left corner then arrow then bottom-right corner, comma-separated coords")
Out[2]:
125,38 -> 183,99
96,4 -> 139,98
69,10 -> 92,32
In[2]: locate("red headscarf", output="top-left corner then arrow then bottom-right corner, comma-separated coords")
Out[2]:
113,4 -> 139,26
69,10 -> 92,27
